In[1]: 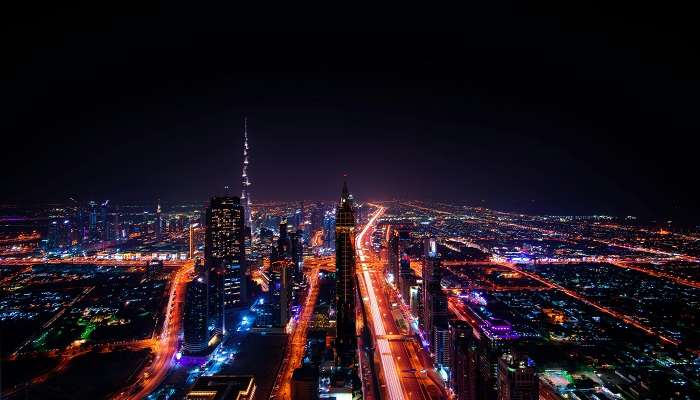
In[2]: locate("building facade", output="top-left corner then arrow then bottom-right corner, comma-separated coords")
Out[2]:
334,182 -> 356,369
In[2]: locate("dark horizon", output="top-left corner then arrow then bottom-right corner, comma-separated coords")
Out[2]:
3,4 -> 699,223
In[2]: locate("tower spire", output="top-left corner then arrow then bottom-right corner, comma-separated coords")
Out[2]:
241,117 -> 254,241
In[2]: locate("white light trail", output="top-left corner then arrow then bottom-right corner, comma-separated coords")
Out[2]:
356,206 -> 403,400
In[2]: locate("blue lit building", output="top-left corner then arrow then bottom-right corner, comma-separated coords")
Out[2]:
183,275 -> 210,355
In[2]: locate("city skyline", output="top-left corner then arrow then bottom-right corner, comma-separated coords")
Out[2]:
2,4 -> 700,400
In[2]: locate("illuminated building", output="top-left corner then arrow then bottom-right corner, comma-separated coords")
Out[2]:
205,196 -> 247,334
155,199 -> 162,240
541,308 -> 566,324
183,275 -> 210,355
449,319 -> 477,400
146,259 -> 163,280
497,353 -> 537,400
422,237 -> 441,331
399,254 -> 414,300
433,319 -> 450,369
270,259 -> 293,327
259,227 -> 273,258
222,258 -> 242,308
276,218 -> 291,259
89,200 -> 98,240
291,228 -> 304,283
185,375 -> 256,400
424,240 -> 448,351
409,284 -> 422,317
334,181 -> 356,369
323,210 -> 335,250
397,228 -> 412,297
386,227 -> 399,283
241,117 -> 254,243
100,200 -> 110,241
46,208 -> 71,250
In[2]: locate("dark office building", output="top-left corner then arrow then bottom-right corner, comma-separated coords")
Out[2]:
183,275 -> 210,355
205,196 -> 247,334
497,353 -> 538,400
146,259 -> 163,281
387,227 -> 399,283
291,228 -> 304,283
291,366 -> 319,400
423,237 -> 445,346
397,228 -> 412,298
277,218 -> 291,259
450,320 -> 477,400
270,259 -> 293,327
476,336 -> 501,400
335,181 -> 356,369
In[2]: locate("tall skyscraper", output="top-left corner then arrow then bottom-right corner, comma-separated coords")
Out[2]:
270,259 -> 293,327
277,218 -> 291,259
497,353 -> 538,400
434,319 -> 451,369
291,228 -> 304,283
205,196 -> 247,334
323,209 -> 335,250
155,199 -> 162,240
450,319 -> 477,400
335,181 -> 356,369
88,201 -> 98,241
183,274 -> 210,355
100,200 -> 110,241
387,227 -> 399,283
240,117 -> 254,242
424,238 -> 448,353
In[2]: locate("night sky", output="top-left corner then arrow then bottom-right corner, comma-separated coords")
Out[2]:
3,4 -> 698,221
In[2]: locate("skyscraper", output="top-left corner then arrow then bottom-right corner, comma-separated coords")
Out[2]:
240,117 -> 254,242
277,218 -> 291,259
335,181 -> 356,369
183,274 -> 210,355
270,259 -> 293,327
424,238 -> 448,352
323,209 -> 335,250
205,196 -> 247,334
497,353 -> 538,400
387,227 -> 399,283
450,319 -> 477,400
291,228 -> 304,283
100,200 -> 110,242
155,199 -> 162,240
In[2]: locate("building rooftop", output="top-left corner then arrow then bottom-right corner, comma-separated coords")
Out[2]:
185,375 -> 255,400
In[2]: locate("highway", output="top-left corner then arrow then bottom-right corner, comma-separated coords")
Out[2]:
357,206 -> 444,400
116,260 -> 194,399
270,260 -> 321,400
0,256 -> 190,268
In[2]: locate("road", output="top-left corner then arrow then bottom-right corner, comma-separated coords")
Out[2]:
357,206 -> 444,400
270,260 -> 321,400
0,256 -> 190,268
116,260 -> 194,399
